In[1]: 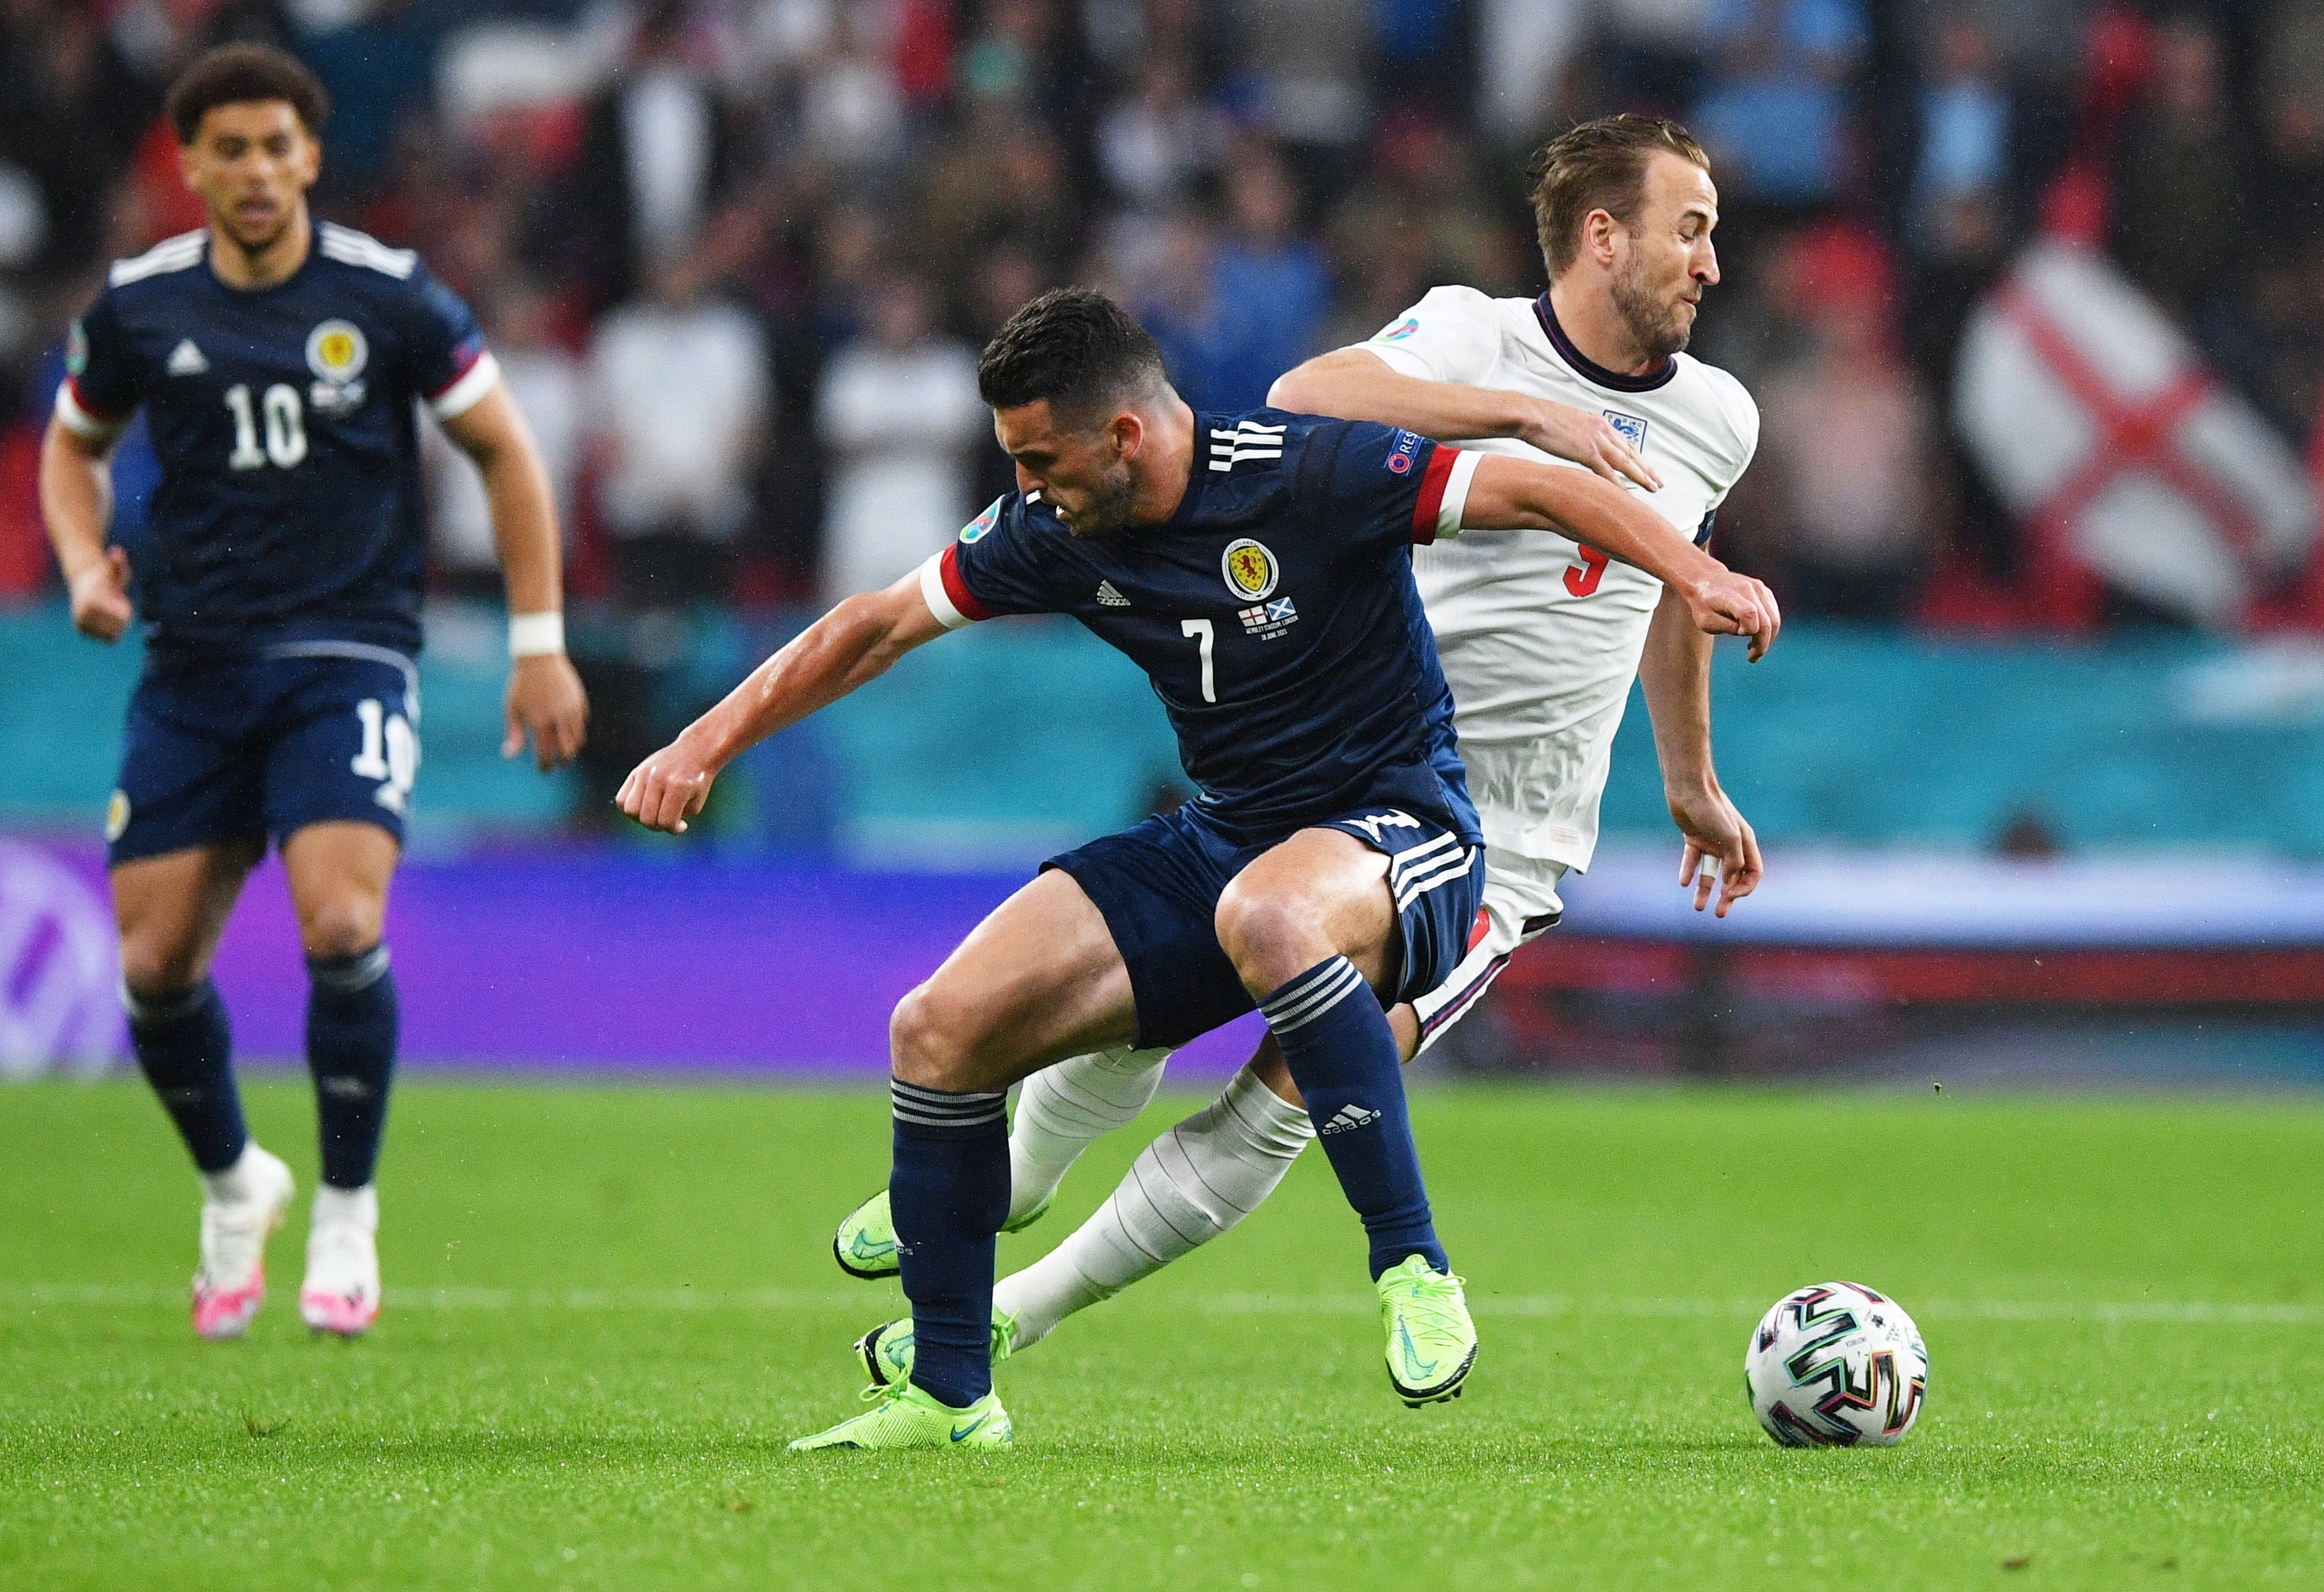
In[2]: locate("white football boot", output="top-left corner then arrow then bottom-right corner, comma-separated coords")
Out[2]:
191,1143 -> 296,1340
299,1184 -> 381,1337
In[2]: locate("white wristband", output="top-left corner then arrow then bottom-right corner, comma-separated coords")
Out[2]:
508,611 -> 565,659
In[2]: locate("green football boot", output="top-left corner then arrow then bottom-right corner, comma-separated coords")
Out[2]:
1377,1254 -> 1478,1407
830,1189 -> 1055,1281
856,1305 -> 1018,1389
786,1379 -> 1013,1453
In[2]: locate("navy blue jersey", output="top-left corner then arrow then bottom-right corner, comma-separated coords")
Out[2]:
56,223 -> 498,663
921,410 -> 1483,848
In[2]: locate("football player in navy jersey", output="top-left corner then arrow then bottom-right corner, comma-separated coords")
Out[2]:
39,45 -> 588,1341
620,289 -> 1775,1450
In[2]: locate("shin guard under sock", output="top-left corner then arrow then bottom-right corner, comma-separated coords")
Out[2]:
306,945 -> 397,1189
1259,956 -> 1446,1279
890,1079 -> 1010,1407
125,979 -> 247,1173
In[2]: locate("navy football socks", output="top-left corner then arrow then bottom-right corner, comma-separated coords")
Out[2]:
125,979 -> 247,1173
306,945 -> 398,1189
889,1079 -> 1011,1409
1260,955 -> 1448,1279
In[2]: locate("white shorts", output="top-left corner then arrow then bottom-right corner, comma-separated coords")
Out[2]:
1409,849 -> 1568,1055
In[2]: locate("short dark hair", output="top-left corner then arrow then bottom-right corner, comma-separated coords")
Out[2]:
1528,115 -> 1710,279
165,43 -> 331,146
977,288 -> 1169,424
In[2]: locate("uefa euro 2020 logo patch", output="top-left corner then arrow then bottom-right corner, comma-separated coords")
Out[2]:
1222,538 -> 1278,601
1374,316 -> 1419,343
959,498 -> 1003,543
306,319 -> 369,416
1603,411 -> 1648,452
1385,429 -> 1424,475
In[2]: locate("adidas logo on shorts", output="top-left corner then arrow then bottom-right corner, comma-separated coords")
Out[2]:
1321,1103 -> 1380,1135
1095,580 -> 1130,607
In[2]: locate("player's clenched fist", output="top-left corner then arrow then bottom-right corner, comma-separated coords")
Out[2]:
1681,567 -> 1781,662
618,737 -> 719,833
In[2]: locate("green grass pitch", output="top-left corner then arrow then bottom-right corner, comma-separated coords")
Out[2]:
2,1076 -> 2318,1590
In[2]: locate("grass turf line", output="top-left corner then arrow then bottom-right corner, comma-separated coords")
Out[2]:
1,1078 -> 2317,1591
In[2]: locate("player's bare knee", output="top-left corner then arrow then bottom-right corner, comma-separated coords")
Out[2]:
1214,885 -> 1323,996
888,983 -> 977,1091
118,935 -> 207,1001
297,894 -> 384,961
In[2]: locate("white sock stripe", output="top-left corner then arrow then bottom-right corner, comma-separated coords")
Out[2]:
1260,955 -> 1349,1009
890,1082 -> 1006,1125
1258,957 -> 1362,1027
1264,962 -> 1366,1031
891,1099 -> 1007,1119
1264,957 -> 1366,1031
1264,966 -> 1366,1035
890,1095 -> 1006,1116
309,945 -> 391,993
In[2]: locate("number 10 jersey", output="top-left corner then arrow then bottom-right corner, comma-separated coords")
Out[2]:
55,223 -> 498,666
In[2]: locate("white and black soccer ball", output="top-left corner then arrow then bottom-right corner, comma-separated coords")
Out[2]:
1745,1281 -> 1928,1447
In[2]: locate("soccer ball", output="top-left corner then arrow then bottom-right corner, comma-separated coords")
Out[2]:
1745,1281 -> 1927,1447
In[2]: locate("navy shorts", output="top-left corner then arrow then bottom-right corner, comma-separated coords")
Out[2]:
107,646 -> 419,867
1046,801 -> 1487,1051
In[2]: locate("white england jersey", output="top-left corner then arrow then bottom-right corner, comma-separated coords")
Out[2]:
1358,285 -> 1759,872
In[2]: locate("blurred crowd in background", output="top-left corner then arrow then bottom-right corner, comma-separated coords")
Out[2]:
0,0 -> 2319,799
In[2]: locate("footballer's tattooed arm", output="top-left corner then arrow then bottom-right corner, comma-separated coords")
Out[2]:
617,569 -> 951,833
1270,349 -> 1662,493
1457,455 -> 1781,659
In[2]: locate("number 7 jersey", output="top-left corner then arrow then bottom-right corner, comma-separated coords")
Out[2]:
920,409 -> 1484,851
55,224 -> 499,663
1360,285 -> 1760,871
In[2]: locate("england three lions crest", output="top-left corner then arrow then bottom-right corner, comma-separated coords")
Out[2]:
1603,411 -> 1648,452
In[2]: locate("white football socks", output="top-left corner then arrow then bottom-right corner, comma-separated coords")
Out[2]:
199,1141 -> 273,1207
1006,1043 -> 1172,1225
312,1182 -> 377,1232
996,1064 -> 1315,1349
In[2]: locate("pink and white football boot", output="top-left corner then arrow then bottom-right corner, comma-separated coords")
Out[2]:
191,1144 -> 295,1340
299,1184 -> 380,1337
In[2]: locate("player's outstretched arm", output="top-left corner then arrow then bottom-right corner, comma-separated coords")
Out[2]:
441,384 -> 590,771
39,416 -> 133,643
617,571 -> 952,834
1269,349 -> 1659,491
1639,585 -> 1762,917
1460,454 -> 1782,660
